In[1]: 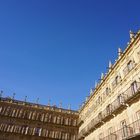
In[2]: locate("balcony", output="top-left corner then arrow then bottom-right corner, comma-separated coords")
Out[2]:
102,119 -> 140,140
123,61 -> 136,77
78,82 -> 140,138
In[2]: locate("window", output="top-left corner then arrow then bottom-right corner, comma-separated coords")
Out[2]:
112,75 -> 121,88
127,60 -> 133,71
34,127 -> 41,136
97,96 -> 102,105
115,76 -> 119,85
37,113 -> 42,121
106,104 -> 111,115
106,87 -> 110,96
18,109 -> 23,118
21,125 -> 28,134
121,120 -> 128,138
98,112 -> 102,121
131,81 -> 138,94
5,106 -> 11,116
118,94 -> 124,104
44,113 -> 49,122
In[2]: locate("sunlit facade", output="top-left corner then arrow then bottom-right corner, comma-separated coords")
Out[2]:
1,30 -> 140,140
0,97 -> 78,140
78,30 -> 140,140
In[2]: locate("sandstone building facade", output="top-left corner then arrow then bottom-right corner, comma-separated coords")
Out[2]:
78,30 -> 140,140
1,30 -> 140,140
0,97 -> 78,140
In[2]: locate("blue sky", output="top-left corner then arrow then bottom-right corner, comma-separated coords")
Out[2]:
0,0 -> 140,110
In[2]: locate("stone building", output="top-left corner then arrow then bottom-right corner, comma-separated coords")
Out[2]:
0,97 -> 79,140
1,30 -> 140,140
78,30 -> 140,140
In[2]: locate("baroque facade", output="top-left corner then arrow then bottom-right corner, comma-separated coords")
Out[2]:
0,97 -> 79,140
1,30 -> 140,140
78,30 -> 140,140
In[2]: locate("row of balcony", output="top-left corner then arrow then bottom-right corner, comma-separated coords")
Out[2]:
79,61 -> 137,123
78,81 -> 140,139
101,118 -> 140,140
0,122 -> 77,140
0,105 -> 77,127
0,97 -> 78,115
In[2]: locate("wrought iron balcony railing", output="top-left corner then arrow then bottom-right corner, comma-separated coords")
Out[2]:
78,82 -> 140,139
102,118 -> 140,140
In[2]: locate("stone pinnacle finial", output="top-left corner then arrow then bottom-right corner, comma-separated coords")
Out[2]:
68,104 -> 71,110
129,30 -> 135,39
109,61 -> 112,69
48,99 -> 51,106
101,73 -> 104,80
95,81 -> 97,88
36,98 -> 39,104
12,93 -> 16,99
85,96 -> 89,102
0,90 -> 3,98
90,88 -> 93,95
59,102 -> 62,108
79,104 -> 81,110
118,48 -> 122,58
24,96 -> 27,102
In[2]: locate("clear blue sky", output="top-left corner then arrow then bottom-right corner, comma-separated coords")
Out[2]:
0,0 -> 140,110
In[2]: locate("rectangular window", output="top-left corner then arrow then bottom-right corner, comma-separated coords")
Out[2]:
127,60 -> 133,71
120,120 -> 127,138
131,81 -> 138,94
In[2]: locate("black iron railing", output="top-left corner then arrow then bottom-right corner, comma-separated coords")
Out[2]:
78,82 -> 140,139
